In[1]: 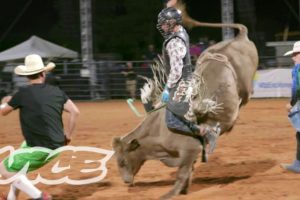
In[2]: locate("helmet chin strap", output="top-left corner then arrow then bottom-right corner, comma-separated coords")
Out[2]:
163,25 -> 181,39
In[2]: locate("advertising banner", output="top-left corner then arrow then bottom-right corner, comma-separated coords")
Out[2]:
252,68 -> 292,98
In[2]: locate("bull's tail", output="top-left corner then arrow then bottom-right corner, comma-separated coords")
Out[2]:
175,0 -> 248,39
186,20 -> 248,40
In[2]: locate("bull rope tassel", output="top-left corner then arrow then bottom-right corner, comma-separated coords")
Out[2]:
189,61 -> 224,118
128,56 -> 169,117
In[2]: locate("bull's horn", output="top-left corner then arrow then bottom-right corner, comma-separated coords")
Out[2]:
125,139 -> 140,152
112,137 -> 122,149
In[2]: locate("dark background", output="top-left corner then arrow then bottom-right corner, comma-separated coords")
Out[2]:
0,0 -> 299,60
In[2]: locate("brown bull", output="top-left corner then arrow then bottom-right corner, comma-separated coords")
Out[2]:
113,17 -> 258,200
189,25 -> 258,133
113,109 -> 202,199
178,0 -> 258,107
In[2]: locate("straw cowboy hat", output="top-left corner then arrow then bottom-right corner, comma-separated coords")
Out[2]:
284,41 -> 300,56
14,54 -> 55,76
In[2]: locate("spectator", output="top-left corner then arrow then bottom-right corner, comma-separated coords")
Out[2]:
141,44 -> 158,78
190,43 -> 202,65
198,36 -> 209,52
121,62 -> 137,99
208,39 -> 216,47
142,44 -> 158,61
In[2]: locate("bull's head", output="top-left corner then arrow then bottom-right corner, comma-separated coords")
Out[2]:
112,137 -> 144,185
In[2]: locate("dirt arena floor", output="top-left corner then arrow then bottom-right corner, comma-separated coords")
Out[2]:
1,99 -> 300,200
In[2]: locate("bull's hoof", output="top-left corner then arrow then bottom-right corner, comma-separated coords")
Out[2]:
159,194 -> 173,200
128,183 -> 135,187
160,192 -> 175,200
201,151 -> 208,163
180,188 -> 188,195
160,195 -> 171,200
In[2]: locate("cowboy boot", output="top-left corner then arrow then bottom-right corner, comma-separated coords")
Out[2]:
191,123 -> 221,154
200,123 -> 221,154
281,133 -> 300,173
281,160 -> 300,173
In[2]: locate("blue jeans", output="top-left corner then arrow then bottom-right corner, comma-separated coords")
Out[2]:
165,109 -> 199,135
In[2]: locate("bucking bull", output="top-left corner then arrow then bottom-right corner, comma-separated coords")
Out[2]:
113,8 -> 258,200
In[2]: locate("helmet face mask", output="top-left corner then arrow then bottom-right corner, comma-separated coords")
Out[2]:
157,7 -> 182,39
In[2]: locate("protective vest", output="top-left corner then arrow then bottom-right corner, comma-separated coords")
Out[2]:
163,27 -> 192,81
162,27 -> 193,118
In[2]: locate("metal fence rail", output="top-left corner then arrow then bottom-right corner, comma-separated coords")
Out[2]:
0,56 -> 294,101
0,60 -> 155,100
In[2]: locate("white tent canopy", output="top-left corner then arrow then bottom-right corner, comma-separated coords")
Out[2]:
0,35 -> 78,62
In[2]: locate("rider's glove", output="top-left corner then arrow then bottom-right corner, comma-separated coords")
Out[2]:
161,87 -> 170,103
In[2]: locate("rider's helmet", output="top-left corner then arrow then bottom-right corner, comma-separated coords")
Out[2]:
157,7 -> 183,39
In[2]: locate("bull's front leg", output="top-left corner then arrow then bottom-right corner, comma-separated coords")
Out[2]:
180,164 -> 195,194
160,153 -> 197,200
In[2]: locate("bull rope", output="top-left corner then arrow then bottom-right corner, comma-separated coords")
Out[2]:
140,56 -> 167,103
196,52 -> 237,81
126,98 -> 166,118
126,98 -> 144,117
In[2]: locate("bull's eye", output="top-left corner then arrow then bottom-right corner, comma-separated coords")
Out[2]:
118,159 -> 127,168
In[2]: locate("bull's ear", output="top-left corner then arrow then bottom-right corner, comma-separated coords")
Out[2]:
112,137 -> 123,151
126,139 -> 140,152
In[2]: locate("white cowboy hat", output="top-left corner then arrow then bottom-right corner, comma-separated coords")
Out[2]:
284,41 -> 300,56
14,54 -> 55,76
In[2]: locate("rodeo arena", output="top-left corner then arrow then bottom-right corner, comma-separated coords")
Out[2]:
1,0 -> 300,200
